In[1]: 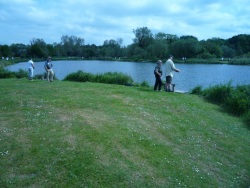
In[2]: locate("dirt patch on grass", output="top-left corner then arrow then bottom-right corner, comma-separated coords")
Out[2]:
64,134 -> 77,150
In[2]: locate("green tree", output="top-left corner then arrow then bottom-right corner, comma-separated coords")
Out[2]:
101,39 -> 122,58
200,40 -> 222,58
221,45 -> 236,58
30,38 -> 47,58
133,27 -> 153,49
208,37 -> 226,46
145,32 -> 171,59
0,45 -> 11,57
228,34 -> 250,56
61,35 -> 85,57
10,43 -> 27,57
169,37 -> 201,58
82,44 -> 97,58
54,43 -> 67,57
180,35 -> 198,41
125,43 -> 146,60
46,44 -> 57,57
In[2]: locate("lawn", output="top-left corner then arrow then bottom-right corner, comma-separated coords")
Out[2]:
0,79 -> 249,187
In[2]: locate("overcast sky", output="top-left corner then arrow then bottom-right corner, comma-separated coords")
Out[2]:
0,0 -> 249,46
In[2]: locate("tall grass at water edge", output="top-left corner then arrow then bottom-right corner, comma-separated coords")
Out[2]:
0,68 -> 28,79
0,67 -> 57,80
0,68 -> 148,87
63,70 -> 134,86
191,83 -> 250,127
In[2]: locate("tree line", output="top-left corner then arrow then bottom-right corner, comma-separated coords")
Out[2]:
1,27 -> 250,61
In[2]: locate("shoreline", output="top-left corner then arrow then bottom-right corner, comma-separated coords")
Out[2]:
1,57 -> 250,67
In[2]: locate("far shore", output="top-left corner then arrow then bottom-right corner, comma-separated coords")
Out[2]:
1,56 -> 250,67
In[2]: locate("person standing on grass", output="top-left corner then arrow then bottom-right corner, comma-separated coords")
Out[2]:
44,56 -> 54,82
28,58 -> 35,80
154,60 -> 163,91
165,55 -> 180,92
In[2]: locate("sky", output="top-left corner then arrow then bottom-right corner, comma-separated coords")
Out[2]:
0,0 -> 249,46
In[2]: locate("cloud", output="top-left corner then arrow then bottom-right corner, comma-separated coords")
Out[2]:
0,0 -> 249,46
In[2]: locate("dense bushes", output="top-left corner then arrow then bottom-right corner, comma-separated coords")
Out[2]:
0,68 -> 27,79
63,70 -> 133,86
191,83 -> 250,127
64,71 -> 94,82
202,83 -> 233,104
0,68 -> 14,78
223,85 -> 250,115
15,69 -> 28,79
0,68 -> 56,80
229,58 -> 250,65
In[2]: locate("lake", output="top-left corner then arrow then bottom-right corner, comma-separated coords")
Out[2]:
6,60 -> 250,91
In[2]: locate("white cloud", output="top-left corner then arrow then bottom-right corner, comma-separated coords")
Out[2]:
0,0 -> 249,46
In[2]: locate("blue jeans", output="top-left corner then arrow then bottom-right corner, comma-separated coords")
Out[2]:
28,67 -> 33,79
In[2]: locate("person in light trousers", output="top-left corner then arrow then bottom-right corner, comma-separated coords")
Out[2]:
44,56 -> 54,82
28,58 -> 35,80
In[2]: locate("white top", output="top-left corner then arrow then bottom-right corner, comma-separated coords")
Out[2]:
28,60 -> 34,69
165,58 -> 176,77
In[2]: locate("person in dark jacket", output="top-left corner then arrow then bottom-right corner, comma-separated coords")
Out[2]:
154,60 -> 163,91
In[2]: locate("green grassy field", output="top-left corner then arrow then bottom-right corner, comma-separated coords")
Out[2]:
0,79 -> 249,187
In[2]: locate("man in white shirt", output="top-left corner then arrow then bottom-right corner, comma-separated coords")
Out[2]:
165,55 -> 180,92
28,58 -> 35,80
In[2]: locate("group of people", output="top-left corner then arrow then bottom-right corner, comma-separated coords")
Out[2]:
28,55 -> 179,88
154,55 -> 180,92
27,56 -> 54,82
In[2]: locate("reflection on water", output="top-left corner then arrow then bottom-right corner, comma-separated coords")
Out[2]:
6,60 -> 250,91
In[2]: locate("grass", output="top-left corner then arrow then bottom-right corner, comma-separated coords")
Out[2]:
0,79 -> 250,187
191,84 -> 250,126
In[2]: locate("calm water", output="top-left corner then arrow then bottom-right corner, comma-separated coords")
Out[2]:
7,60 -> 250,91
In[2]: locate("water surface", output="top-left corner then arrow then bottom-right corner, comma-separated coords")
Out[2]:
7,60 -> 250,91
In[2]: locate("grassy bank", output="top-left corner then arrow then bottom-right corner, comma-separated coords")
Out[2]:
0,79 -> 250,187
191,83 -> 250,126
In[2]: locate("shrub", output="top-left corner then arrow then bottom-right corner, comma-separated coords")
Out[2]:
64,71 -> 133,86
243,111 -> 250,128
192,83 -> 250,127
63,70 -> 94,82
34,73 -> 47,80
201,83 -> 250,116
96,72 -> 133,85
229,58 -> 250,65
78,72 -> 94,82
202,83 -> 233,104
15,69 -> 28,79
34,72 -> 58,80
0,68 -> 15,78
190,85 -> 203,95
140,80 -> 150,87
224,85 -> 250,115
0,68 -> 28,79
